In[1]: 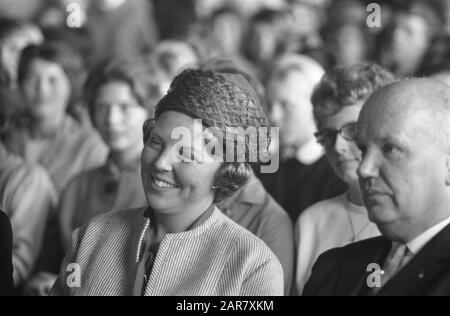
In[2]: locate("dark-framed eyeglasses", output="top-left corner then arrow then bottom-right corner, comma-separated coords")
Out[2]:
314,122 -> 358,148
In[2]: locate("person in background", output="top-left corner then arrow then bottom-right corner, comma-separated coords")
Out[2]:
5,42 -> 107,295
304,78 -> 450,296
0,18 -> 43,88
208,6 -> 246,58
260,54 -> 347,222
6,42 -> 108,194
85,0 -> 158,66
378,0 -> 442,77
51,69 -> 283,296
243,8 -> 287,78
420,34 -> 450,86
0,83 -> 57,290
321,21 -> 374,68
202,60 -> 294,295
25,58 -> 163,296
59,58 -> 165,250
295,64 -> 396,295
0,210 -> 13,296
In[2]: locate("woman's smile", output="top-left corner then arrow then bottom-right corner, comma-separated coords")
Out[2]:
151,175 -> 179,190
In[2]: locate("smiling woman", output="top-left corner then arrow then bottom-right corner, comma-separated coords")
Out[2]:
51,69 -> 283,296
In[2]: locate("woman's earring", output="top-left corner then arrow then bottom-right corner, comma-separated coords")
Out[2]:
212,185 -> 218,190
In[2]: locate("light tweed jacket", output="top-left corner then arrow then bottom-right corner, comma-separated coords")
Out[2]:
51,207 -> 284,296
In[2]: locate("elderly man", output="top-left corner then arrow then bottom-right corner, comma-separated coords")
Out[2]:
303,78 -> 450,296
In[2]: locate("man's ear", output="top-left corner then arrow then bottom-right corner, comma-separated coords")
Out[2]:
445,155 -> 450,186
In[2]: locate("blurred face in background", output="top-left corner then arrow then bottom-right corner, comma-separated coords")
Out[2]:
248,23 -> 280,64
317,104 -> 362,184
93,81 -> 148,154
267,70 -> 317,150
212,11 -> 244,55
383,13 -> 431,76
328,24 -> 368,67
21,58 -> 71,120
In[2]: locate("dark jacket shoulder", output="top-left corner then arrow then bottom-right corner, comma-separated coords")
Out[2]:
0,210 -> 13,296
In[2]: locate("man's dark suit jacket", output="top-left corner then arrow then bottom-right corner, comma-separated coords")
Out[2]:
303,223 -> 450,296
0,210 -> 13,296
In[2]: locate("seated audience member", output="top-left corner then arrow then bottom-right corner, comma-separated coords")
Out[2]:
51,69 -> 283,296
208,6 -> 246,58
85,0 -> 158,66
295,64 -> 396,295
321,21 -> 374,68
203,59 -> 294,294
6,43 -> 106,295
420,34 -> 450,86
243,8 -> 287,77
378,0 -> 442,77
260,54 -> 347,222
0,86 -> 57,289
304,78 -> 450,296
0,18 -> 43,87
6,42 -> 108,194
59,58 -> 162,250
0,210 -> 14,296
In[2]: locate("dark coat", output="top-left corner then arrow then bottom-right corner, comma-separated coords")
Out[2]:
0,210 -> 13,296
303,224 -> 450,296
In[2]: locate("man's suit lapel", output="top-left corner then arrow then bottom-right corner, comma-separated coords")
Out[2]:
378,223 -> 450,296
334,237 -> 391,296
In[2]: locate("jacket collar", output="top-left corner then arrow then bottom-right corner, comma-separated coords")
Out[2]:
334,237 -> 391,296
378,223 -> 450,296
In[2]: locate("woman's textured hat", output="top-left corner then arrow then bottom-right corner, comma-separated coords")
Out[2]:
154,69 -> 271,163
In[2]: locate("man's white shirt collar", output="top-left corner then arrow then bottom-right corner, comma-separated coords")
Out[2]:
406,216 -> 450,255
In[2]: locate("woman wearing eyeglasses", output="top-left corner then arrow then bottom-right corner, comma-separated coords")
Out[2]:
294,64 -> 396,295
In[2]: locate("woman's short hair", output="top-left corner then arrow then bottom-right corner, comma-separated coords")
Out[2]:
84,58 -> 165,119
311,63 -> 396,125
17,41 -> 84,108
18,42 -> 83,86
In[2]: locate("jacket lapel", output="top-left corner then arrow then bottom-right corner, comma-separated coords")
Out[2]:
378,223 -> 450,296
334,237 -> 391,296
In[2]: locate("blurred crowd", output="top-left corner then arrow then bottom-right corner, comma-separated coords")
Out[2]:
1,0 -> 450,296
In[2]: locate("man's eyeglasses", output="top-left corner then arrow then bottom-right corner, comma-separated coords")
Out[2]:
315,122 -> 358,148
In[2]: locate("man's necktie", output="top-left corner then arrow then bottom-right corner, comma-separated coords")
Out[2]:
380,243 -> 410,288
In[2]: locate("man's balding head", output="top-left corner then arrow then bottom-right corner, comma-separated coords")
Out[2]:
360,78 -> 450,152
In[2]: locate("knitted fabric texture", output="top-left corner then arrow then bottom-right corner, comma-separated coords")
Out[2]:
154,69 -> 271,163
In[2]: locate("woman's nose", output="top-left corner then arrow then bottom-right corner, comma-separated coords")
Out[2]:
105,105 -> 122,127
152,148 -> 174,172
334,133 -> 349,155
